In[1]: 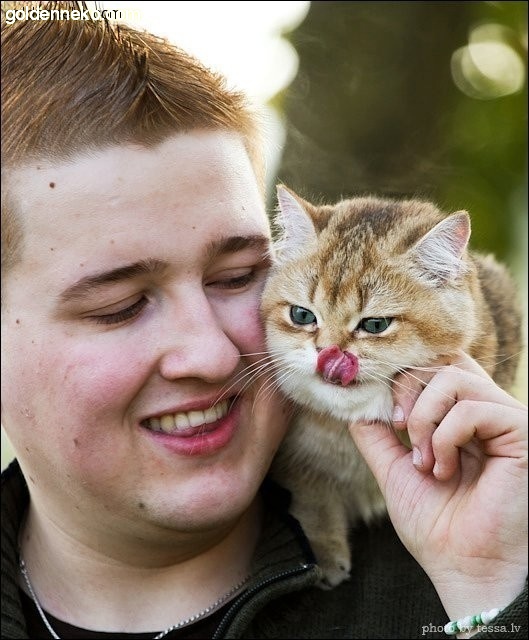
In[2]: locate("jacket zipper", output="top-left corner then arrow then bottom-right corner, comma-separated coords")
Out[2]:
212,562 -> 315,639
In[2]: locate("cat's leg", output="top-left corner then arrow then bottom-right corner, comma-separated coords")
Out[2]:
289,474 -> 351,589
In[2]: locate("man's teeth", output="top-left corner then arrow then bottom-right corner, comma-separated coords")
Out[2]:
146,400 -> 230,433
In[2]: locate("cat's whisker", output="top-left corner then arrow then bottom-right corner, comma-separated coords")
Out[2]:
370,356 -> 445,375
232,355 -> 296,405
359,371 -> 393,391
256,379 -> 294,411
257,367 -> 300,408
395,365 -> 444,373
213,357 -> 278,403
360,369 -> 437,399
234,351 -> 273,357
362,358 -> 464,402
241,355 -> 294,383
464,350 -> 526,370
252,367 -> 298,410
395,369 -> 466,403
250,350 -> 304,399
231,362 -> 277,397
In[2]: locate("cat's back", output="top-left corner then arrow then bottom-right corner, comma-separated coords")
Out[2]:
471,251 -> 522,388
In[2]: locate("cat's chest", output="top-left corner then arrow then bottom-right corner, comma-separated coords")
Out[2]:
287,413 -> 366,482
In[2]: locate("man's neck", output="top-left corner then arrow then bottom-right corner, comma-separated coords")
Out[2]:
18,497 -> 263,633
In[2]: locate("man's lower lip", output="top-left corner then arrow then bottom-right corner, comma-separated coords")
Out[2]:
142,398 -> 240,456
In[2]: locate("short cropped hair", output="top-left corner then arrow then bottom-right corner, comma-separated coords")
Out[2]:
1,1 -> 263,278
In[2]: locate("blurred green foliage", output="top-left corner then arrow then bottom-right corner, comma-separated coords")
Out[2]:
273,1 -> 527,268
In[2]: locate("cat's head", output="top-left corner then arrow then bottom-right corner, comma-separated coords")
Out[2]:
261,186 -> 477,423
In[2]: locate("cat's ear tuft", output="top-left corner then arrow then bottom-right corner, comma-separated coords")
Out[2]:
273,185 -> 318,262
411,211 -> 471,284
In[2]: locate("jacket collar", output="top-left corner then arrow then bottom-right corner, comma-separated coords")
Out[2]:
1,461 -> 319,639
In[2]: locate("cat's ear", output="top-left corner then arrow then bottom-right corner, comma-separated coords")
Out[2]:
411,211 -> 471,284
273,185 -> 319,262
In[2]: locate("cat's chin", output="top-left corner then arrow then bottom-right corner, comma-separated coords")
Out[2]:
331,392 -> 394,424
281,377 -> 394,424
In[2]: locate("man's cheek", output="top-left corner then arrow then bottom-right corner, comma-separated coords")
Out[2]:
219,292 -> 266,352
58,347 -> 144,413
238,307 -> 266,352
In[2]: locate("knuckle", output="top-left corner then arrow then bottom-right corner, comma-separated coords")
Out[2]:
406,409 -> 433,434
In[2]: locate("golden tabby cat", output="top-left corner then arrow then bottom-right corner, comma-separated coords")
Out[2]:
261,185 -> 522,589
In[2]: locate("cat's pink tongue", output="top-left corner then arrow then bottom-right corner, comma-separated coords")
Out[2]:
316,345 -> 358,386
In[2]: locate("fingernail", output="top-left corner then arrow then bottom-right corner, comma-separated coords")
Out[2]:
412,447 -> 423,468
392,405 -> 405,423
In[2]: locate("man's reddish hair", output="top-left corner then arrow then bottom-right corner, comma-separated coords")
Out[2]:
1,1 -> 263,276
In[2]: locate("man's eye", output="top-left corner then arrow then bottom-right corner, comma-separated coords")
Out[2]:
89,296 -> 148,325
208,271 -> 256,290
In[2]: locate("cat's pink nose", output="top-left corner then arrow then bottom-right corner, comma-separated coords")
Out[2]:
316,345 -> 358,386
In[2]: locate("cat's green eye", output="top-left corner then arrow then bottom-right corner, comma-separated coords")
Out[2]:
290,305 -> 317,325
359,317 -> 393,334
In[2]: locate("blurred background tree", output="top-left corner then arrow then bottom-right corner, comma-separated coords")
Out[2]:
273,1 -> 527,271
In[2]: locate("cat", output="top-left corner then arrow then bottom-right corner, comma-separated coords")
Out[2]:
260,185 -> 522,589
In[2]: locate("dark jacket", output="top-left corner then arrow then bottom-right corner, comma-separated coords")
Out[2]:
2,460 -> 527,639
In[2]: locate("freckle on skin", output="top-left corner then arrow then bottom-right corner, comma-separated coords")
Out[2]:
16,319 -> 20,324
73,438 -> 79,447
138,502 -> 145,509
49,182 -> 55,188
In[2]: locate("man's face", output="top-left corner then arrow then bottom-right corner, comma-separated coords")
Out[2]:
1,132 -> 288,547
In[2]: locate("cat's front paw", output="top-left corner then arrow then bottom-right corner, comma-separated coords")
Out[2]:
314,545 -> 352,590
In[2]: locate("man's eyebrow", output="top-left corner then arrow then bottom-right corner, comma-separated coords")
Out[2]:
58,258 -> 168,302
204,234 -> 270,261
57,236 -> 269,303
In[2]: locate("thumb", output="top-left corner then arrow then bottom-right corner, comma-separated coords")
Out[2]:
348,421 -> 410,492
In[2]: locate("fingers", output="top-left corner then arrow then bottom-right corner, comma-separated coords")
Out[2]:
348,420 -> 408,491
392,351 -> 526,475
391,367 -> 436,428
396,351 -> 524,411
404,368 -> 492,473
354,351 -> 526,489
431,402 -> 528,481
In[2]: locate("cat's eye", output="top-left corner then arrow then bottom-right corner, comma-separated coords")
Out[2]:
359,317 -> 392,334
290,305 -> 317,325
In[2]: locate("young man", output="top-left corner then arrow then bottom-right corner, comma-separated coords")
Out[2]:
2,4 -> 527,638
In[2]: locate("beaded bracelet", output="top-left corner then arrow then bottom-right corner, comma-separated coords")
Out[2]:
444,607 -> 504,635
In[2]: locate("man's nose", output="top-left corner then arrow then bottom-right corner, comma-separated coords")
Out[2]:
157,294 -> 240,384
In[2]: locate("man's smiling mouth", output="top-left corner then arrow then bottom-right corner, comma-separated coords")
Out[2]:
142,397 -> 236,436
